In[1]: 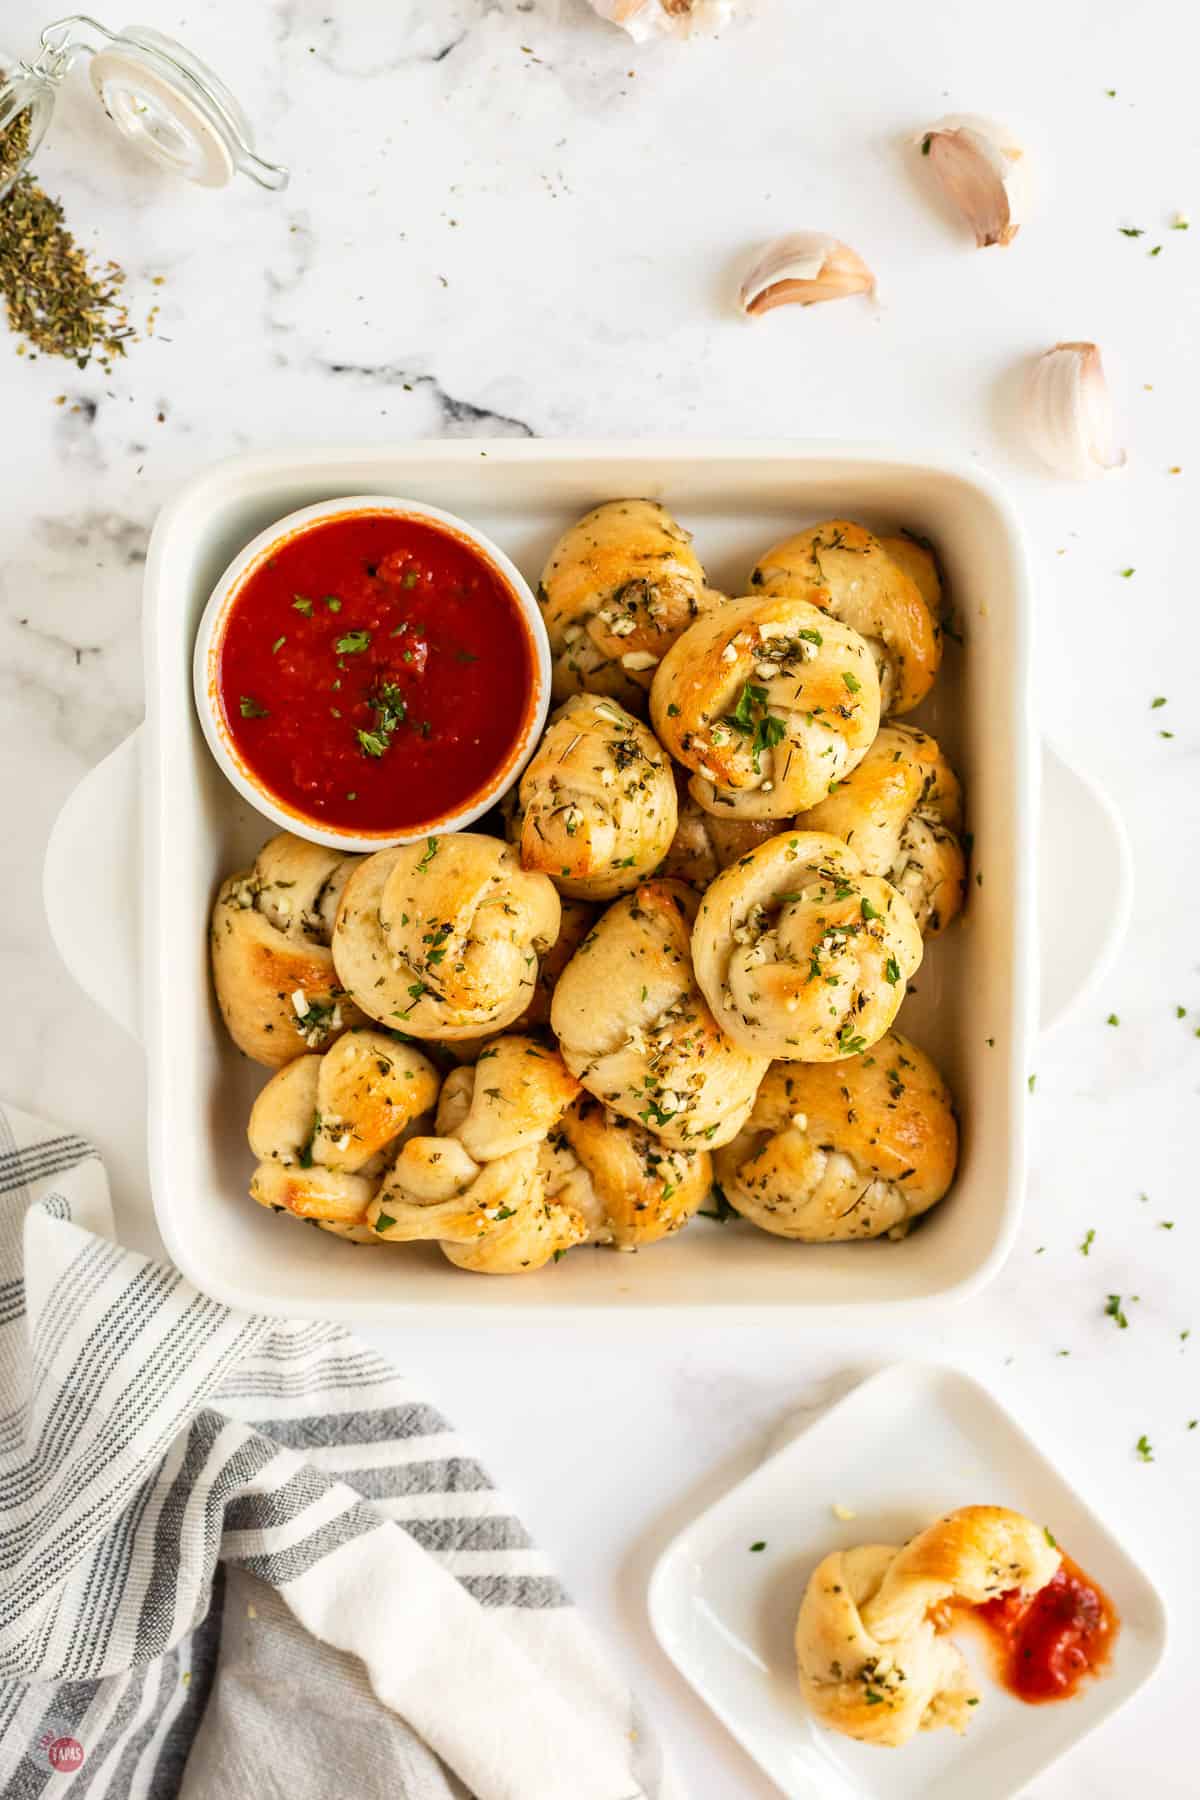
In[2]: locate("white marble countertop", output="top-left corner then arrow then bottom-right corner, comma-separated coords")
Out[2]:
2,1 -> 1195,1794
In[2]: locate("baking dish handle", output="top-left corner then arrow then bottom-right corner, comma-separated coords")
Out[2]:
1038,741 -> 1133,1036
43,728 -> 143,1044
40,731 -> 1129,1048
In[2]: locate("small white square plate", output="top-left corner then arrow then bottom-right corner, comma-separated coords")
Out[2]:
648,1363 -> 1167,1800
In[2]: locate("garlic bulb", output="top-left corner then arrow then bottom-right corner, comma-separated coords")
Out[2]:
918,115 -> 1028,248
738,234 -> 876,316
1025,343 -> 1126,480
585,0 -> 737,42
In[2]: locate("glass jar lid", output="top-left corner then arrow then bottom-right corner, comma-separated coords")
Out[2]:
0,15 -> 288,201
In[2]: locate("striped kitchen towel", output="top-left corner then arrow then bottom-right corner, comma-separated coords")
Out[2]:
0,1106 -> 677,1800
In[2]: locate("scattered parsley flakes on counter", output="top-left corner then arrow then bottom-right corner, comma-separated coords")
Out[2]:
1173,213 -> 1190,230
1159,1220 -> 1175,1230
1105,1294 -> 1129,1328
1028,1073 -> 1037,1093
1079,1228 -> 1095,1256
1135,1434 -> 1154,1463
1176,1005 -> 1187,1019
1119,226 -> 1145,237
1118,567 -> 1135,578
1106,1013 -> 1120,1026
1148,245 -> 1163,257
1151,696 -> 1167,708
1160,730 -> 1175,739
749,1541 -> 766,1552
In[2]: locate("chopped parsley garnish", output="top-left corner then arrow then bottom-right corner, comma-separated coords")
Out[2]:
292,595 -> 313,615
271,635 -> 286,654
324,595 -> 342,612
1135,1434 -> 1154,1462
1028,1073 -> 1037,1093
357,729 -> 389,757
837,1025 -> 868,1056
748,1540 -> 766,1552
1105,1293 -> 1129,1329
375,1211 -> 396,1232
1044,1527 -> 1057,1547
1151,696 -> 1167,708
416,836 -> 439,872
884,955 -> 901,986
1079,1228 -> 1095,1256
1106,1013 -> 1120,1027
860,896 -> 879,922
724,681 -> 785,773
336,629 -> 371,654
239,695 -> 268,718
842,670 -> 861,694
1119,226 -> 1145,237
698,1183 -> 736,1223
1118,567 -> 1135,579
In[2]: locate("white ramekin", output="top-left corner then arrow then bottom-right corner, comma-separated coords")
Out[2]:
192,494 -> 550,851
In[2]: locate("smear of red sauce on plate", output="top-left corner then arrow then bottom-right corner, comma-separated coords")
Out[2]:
943,1551 -> 1119,1703
216,512 -> 536,834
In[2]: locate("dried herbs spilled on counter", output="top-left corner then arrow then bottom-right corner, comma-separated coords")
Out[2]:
0,122 -> 134,368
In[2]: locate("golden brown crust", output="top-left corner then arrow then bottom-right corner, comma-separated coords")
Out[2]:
750,520 -> 941,715
210,833 -> 365,1067
368,1037 -> 585,1272
649,593 -> 880,818
795,1506 -> 1061,1747
332,833 -> 561,1041
510,694 -> 677,899
550,879 -> 769,1149
794,724 -> 965,935
657,784 -> 780,889
247,1030 -> 440,1239
540,1093 -> 711,1248
539,499 -> 712,710
691,832 -> 923,1061
714,1030 -> 957,1240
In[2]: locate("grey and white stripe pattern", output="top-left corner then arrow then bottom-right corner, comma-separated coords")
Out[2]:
0,1106 -> 672,1800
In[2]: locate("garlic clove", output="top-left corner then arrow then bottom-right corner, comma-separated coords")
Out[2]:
738,233 -> 876,316
585,0 -> 736,43
918,114 -> 1028,248
1025,342 -> 1126,480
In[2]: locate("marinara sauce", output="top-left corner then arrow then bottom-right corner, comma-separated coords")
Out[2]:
215,512 -> 536,834
955,1550 -> 1119,1703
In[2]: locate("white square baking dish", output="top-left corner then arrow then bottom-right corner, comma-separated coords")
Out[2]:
55,442 -> 1050,1319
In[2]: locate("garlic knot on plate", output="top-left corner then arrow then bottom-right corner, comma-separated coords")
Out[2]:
538,500 -> 715,712
750,521 -> 942,716
795,1506 -> 1061,1747
247,1029 -> 440,1241
650,594 -> 880,819
691,831 -> 922,1060
211,832 -> 365,1066
715,1030 -> 957,1240
509,693 -> 677,900
332,833 -> 561,1042
795,724 -> 965,936
540,1094 -> 713,1249
368,1036 -> 585,1273
550,878 -> 769,1149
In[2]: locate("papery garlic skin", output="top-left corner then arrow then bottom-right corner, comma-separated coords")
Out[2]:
1025,342 -> 1126,480
918,114 -> 1029,248
585,0 -> 737,42
738,234 -> 876,316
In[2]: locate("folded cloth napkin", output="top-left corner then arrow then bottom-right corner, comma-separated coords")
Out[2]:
0,1105 -> 678,1800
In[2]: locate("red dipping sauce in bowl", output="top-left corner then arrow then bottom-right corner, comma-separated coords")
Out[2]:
195,499 -> 547,848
